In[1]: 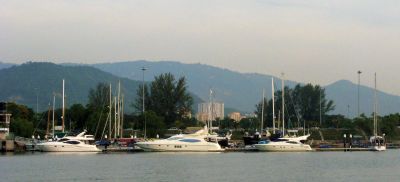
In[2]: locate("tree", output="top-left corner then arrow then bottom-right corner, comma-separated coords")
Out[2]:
67,104 -> 88,130
255,84 -> 335,128
134,73 -> 193,127
6,102 -> 35,137
87,82 -> 110,112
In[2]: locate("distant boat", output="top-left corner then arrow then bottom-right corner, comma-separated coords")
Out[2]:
36,130 -> 101,152
369,73 -> 386,151
135,126 -> 223,152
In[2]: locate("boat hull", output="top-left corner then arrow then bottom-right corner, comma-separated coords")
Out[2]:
136,142 -> 223,152
37,142 -> 101,152
254,143 -> 312,152
369,145 -> 386,151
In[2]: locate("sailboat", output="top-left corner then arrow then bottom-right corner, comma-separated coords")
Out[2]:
254,75 -> 312,152
37,79 -> 100,152
369,73 -> 386,151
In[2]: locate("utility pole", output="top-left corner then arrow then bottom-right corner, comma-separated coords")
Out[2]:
357,70 -> 362,117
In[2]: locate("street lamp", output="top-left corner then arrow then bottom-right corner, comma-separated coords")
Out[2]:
34,88 -> 39,113
357,70 -> 362,117
141,67 -> 147,139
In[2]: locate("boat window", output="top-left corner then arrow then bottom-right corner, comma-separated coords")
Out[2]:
274,139 -> 289,142
167,137 -> 183,140
64,141 -> 80,145
179,139 -> 201,143
58,138 -> 69,142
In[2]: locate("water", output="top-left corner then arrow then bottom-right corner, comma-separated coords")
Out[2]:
1,150 -> 400,182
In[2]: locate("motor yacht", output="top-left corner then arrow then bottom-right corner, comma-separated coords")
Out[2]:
37,130 -> 101,152
136,126 -> 223,152
254,134 -> 312,152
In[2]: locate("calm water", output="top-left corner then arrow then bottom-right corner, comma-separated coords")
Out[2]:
1,150 -> 400,182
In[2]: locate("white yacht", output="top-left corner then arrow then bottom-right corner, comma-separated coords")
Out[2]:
369,135 -> 386,151
254,134 -> 312,152
37,130 -> 101,152
135,126 -> 223,152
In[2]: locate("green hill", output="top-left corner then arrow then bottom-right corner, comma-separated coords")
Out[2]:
0,62 -> 142,113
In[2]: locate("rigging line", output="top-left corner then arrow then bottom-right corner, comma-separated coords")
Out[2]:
32,97 -> 53,136
94,94 -> 108,138
101,113 -> 110,140
288,89 -> 302,127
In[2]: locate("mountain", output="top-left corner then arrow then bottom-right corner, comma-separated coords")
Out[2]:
0,62 -> 15,70
93,61 -> 299,114
325,80 -> 400,117
93,61 -> 400,117
0,62 -> 142,113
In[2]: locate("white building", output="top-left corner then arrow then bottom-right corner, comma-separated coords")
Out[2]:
196,102 -> 224,122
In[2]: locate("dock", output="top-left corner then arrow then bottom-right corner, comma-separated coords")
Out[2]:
314,148 -> 372,152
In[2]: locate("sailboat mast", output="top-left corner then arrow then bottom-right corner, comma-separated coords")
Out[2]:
282,73 -> 285,137
114,96 -> 117,139
374,73 -> 377,136
117,81 -> 121,138
208,89 -> 213,133
121,94 -> 124,138
261,89 -> 265,134
52,94 -> 55,138
272,78 -> 275,134
109,83 -> 112,140
46,103 -> 51,138
62,79 -> 65,132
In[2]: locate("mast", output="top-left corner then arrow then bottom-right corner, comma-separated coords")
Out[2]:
109,83 -> 112,140
114,96 -> 117,139
117,81 -> 121,138
261,89 -> 265,134
62,79 -> 65,132
46,103 -> 51,138
281,73 -> 285,137
52,94 -> 55,138
272,78 -> 275,134
208,89 -> 213,133
374,73 -> 377,136
121,94 -> 124,138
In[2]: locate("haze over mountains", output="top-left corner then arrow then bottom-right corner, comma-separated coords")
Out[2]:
1,61 -> 400,117
93,61 -> 400,117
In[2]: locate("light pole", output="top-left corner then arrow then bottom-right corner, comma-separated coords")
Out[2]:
357,70 -> 362,117
34,88 -> 39,113
141,67 -> 147,139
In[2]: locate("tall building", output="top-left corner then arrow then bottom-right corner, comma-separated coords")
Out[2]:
0,102 -> 11,140
196,102 -> 224,122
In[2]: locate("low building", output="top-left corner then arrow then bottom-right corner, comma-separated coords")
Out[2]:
228,112 -> 242,122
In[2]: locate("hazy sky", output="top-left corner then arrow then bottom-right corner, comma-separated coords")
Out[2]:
1,0 -> 400,95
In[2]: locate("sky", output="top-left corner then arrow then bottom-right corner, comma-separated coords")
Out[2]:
1,0 -> 400,95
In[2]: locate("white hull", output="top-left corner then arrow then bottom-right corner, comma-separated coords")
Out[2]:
369,145 -> 386,151
254,135 -> 312,152
136,142 -> 223,152
254,143 -> 312,152
37,142 -> 101,152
